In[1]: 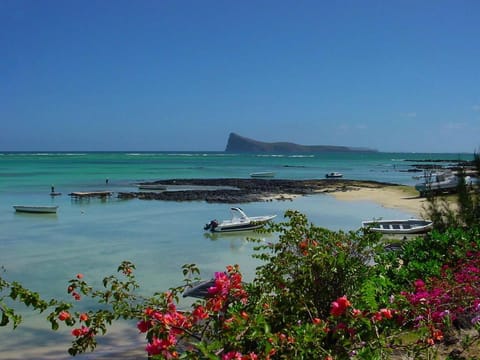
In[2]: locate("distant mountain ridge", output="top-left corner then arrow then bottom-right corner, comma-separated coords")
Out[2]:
225,133 -> 377,153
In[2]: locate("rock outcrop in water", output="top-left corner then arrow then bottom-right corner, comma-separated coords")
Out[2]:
224,133 -> 377,153
117,178 -> 394,204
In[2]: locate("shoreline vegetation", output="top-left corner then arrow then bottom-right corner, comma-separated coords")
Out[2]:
118,178 -> 428,217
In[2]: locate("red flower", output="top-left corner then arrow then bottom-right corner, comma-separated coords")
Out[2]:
71,325 -> 90,337
192,305 -> 209,322
372,312 -> 383,322
58,311 -> 70,321
380,308 -> 393,319
330,296 -> 351,316
76,273 -> 84,279
137,320 -> 151,333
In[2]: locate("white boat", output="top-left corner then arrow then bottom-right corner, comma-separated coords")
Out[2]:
414,170 -> 459,197
325,172 -> 343,178
250,172 -> 275,178
204,207 -> 276,233
13,205 -> 59,214
137,184 -> 167,190
362,218 -> 433,234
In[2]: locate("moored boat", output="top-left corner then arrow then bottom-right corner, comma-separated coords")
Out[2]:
204,207 -> 276,233
13,205 -> 59,214
325,172 -> 343,178
362,218 -> 433,235
414,170 -> 459,197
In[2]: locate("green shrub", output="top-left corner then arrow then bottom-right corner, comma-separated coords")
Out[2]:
374,227 -> 480,293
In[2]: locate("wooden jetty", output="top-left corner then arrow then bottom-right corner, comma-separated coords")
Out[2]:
69,191 -> 113,198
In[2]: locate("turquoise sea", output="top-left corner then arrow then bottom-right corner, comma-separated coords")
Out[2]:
0,151 -> 473,359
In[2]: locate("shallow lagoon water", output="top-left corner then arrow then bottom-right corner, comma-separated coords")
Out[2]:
0,193 -> 412,359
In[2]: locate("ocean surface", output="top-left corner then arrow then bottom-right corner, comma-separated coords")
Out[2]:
0,151 -> 473,359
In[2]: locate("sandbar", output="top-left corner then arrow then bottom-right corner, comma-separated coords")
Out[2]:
330,185 -> 427,217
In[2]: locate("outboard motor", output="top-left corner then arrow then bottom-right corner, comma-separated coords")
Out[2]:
204,220 -> 218,231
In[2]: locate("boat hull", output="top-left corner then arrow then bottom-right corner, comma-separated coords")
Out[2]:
13,205 -> 58,214
211,222 -> 266,233
362,219 -> 433,235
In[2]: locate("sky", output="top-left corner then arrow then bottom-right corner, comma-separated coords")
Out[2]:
1,0 -> 479,153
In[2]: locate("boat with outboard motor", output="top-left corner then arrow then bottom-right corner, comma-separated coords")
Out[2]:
204,207 -> 276,233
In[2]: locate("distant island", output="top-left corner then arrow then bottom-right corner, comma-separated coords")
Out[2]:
224,133 -> 377,153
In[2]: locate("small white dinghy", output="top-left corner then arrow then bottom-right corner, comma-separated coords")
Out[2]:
362,218 -> 433,235
204,207 -> 276,233
13,205 -> 59,214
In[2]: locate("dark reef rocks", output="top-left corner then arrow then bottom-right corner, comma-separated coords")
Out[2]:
117,178 -> 395,204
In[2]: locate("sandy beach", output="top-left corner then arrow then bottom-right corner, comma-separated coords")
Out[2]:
330,185 -> 427,217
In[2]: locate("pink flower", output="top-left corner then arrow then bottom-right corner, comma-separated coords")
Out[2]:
222,351 -> 243,360
352,308 -> 362,317
414,279 -> 425,290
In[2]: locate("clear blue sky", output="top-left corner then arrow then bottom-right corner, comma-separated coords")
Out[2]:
1,0 -> 479,153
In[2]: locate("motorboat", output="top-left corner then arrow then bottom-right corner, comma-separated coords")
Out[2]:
250,172 -> 275,178
13,205 -> 59,214
204,207 -> 276,233
325,172 -> 343,178
362,218 -> 433,235
414,170 -> 459,197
